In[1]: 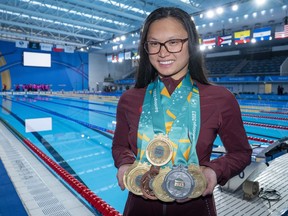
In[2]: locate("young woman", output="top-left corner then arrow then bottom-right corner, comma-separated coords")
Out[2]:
112,7 -> 252,216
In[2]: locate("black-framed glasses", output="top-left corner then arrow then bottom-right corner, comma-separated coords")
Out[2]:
144,38 -> 188,55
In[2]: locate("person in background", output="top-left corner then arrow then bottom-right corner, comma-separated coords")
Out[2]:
112,7 -> 252,216
278,85 -> 282,95
2,83 -> 7,91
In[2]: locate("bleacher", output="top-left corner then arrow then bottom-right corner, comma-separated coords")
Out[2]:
205,51 -> 287,77
115,49 -> 288,86
206,58 -> 242,76
239,55 -> 287,75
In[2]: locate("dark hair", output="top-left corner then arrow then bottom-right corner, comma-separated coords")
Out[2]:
134,7 -> 209,88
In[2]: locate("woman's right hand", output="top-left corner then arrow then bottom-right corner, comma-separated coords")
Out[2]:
117,164 -> 131,190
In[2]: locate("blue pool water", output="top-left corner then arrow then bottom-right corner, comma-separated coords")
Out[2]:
0,93 -> 287,215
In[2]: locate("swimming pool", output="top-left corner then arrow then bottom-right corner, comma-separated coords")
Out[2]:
0,92 -> 287,215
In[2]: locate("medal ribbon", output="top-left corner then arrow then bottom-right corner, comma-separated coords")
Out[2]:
136,74 -> 200,166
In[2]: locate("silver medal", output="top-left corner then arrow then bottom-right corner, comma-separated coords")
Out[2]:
163,165 -> 195,200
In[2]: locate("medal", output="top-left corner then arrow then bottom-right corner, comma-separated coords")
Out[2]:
140,165 -> 160,200
146,134 -> 173,166
123,161 -> 139,191
152,166 -> 174,202
188,164 -> 207,199
163,165 -> 195,201
126,163 -> 150,196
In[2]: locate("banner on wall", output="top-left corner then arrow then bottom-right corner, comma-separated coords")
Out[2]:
40,43 -> 53,51
53,45 -> 64,52
125,51 -> 131,60
28,42 -> 40,49
15,40 -> 29,48
64,46 -> 75,53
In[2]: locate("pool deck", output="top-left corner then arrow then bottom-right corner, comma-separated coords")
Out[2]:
215,153 -> 288,216
0,122 -> 96,216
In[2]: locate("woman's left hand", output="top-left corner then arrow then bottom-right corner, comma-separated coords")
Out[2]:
200,166 -> 217,196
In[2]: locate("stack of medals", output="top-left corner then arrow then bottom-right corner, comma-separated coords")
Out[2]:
123,134 -> 207,202
123,75 -> 207,202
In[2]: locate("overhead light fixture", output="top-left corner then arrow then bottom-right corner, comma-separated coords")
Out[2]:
232,4 -> 238,11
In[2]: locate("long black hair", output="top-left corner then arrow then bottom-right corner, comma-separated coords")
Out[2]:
135,7 -> 209,88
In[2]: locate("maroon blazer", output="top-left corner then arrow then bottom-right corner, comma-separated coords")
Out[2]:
112,77 -> 252,216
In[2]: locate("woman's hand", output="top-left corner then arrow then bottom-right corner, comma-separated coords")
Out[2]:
201,166 -> 217,196
117,164 -> 131,190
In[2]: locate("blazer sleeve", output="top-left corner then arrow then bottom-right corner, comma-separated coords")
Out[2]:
201,89 -> 252,185
111,91 -> 136,168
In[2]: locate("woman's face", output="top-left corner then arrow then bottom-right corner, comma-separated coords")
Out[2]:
146,17 -> 189,80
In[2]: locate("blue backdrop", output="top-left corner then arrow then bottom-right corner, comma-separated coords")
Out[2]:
0,40 -> 88,91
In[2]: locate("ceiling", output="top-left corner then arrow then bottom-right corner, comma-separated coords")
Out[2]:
0,0 -> 288,54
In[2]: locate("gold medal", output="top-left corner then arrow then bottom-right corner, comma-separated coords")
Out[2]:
188,164 -> 207,199
126,163 -> 150,196
123,161 -> 139,191
152,166 -> 174,202
146,134 -> 173,166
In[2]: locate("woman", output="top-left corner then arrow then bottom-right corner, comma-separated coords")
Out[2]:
112,7 -> 252,216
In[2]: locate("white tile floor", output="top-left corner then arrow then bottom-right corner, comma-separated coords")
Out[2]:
215,153 -> 288,216
0,122 -> 97,216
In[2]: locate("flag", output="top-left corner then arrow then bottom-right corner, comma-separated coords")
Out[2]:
124,51 -> 131,60
131,51 -> 138,59
40,43 -> 53,51
107,55 -> 112,63
202,37 -> 216,47
253,27 -> 271,41
15,40 -> 28,48
275,25 -> 288,39
118,52 -> 124,62
112,54 -> 118,63
52,45 -> 64,52
28,42 -> 40,49
217,35 -> 232,46
234,30 -> 250,44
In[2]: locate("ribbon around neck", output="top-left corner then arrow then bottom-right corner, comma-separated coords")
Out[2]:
136,74 -> 200,166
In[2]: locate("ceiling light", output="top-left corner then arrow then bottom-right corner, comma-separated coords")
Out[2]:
232,4 -> 238,11
216,7 -> 224,15
255,0 -> 266,6
206,10 -> 214,18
